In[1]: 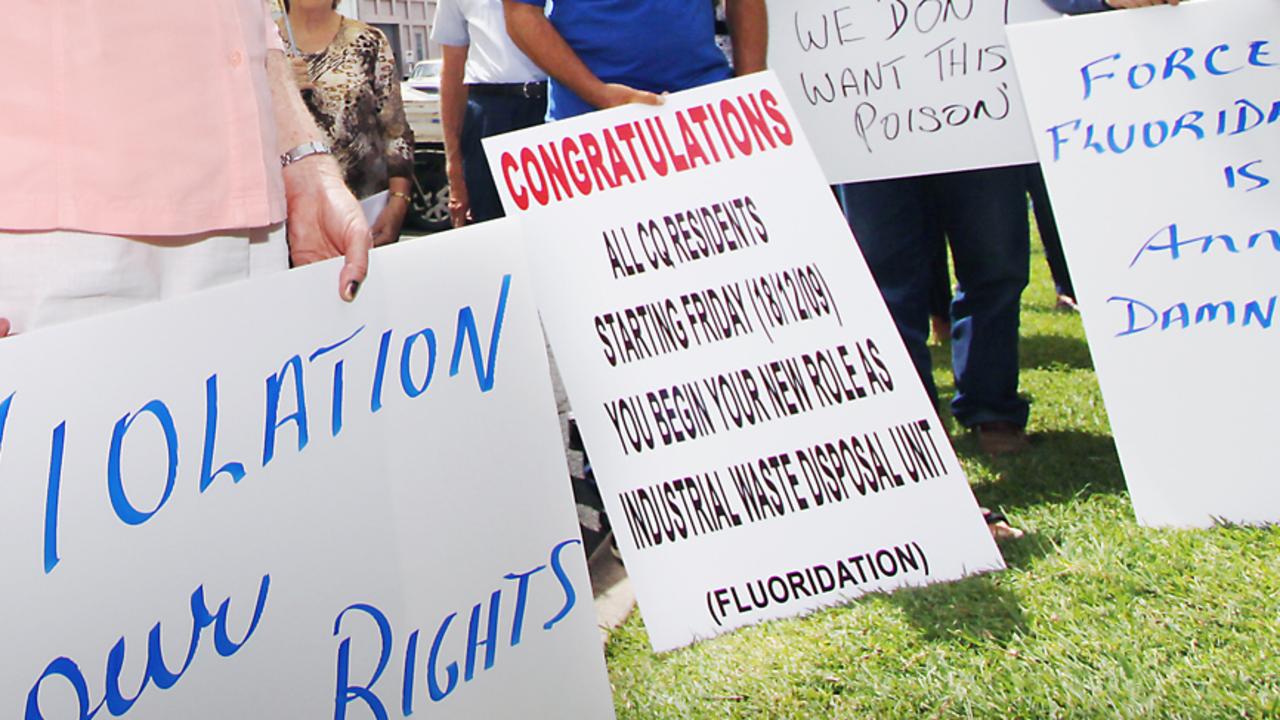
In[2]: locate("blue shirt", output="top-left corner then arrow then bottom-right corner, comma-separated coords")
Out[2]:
1041,0 -> 1109,13
512,0 -> 732,119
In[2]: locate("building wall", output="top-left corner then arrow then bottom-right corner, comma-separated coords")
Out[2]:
356,0 -> 438,76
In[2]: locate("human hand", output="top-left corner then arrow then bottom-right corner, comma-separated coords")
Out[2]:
1104,0 -> 1178,8
595,83 -> 665,110
0,318 -> 10,338
370,193 -> 408,246
283,155 -> 371,301
290,57 -> 315,91
446,160 -> 470,228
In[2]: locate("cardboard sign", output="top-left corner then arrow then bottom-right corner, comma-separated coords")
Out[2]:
767,0 -> 1058,183
484,73 -> 1005,652
1007,0 -> 1280,526
0,223 -> 615,718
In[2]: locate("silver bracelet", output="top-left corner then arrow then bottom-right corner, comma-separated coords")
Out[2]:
280,140 -> 332,167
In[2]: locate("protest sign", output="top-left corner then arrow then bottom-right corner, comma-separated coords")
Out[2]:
484,73 -> 1005,652
0,223 -> 615,718
767,0 -> 1058,183
1007,0 -> 1280,527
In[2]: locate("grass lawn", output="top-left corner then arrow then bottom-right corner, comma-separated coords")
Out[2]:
603,236 -> 1280,719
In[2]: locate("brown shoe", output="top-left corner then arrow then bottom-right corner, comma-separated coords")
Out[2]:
975,421 -> 1029,456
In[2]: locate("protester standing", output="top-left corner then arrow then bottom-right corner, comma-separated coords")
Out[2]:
284,0 -> 415,245
840,168 -> 1033,459
432,0 -> 548,226
0,0 -> 369,337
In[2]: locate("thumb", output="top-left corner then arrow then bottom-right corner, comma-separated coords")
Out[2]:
634,90 -> 664,107
339,221 -> 372,302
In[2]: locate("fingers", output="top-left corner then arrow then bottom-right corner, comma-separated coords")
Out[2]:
339,223 -> 372,302
0,317 -> 10,338
290,58 -> 315,90
599,83 -> 667,109
449,199 -> 470,228
633,90 -> 664,107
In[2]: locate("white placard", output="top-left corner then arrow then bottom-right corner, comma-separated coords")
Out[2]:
484,73 -> 1005,652
0,222 -> 615,718
1007,0 -> 1280,527
767,0 -> 1058,183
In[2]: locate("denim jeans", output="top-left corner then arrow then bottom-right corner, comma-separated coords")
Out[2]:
838,166 -> 1031,428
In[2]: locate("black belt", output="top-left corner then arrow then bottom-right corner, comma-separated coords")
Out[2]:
468,81 -> 547,99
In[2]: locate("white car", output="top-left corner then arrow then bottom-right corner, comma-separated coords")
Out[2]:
399,83 -> 442,145
406,59 -> 442,95
398,81 -> 449,232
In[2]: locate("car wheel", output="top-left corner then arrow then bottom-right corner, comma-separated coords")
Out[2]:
405,162 -> 452,234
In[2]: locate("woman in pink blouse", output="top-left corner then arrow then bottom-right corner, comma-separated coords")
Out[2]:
0,0 -> 371,335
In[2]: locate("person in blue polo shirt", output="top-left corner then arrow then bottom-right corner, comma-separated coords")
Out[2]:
502,0 -> 766,120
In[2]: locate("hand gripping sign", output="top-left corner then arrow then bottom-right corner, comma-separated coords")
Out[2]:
0,223 -> 615,718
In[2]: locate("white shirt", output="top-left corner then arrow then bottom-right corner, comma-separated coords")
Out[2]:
431,0 -> 547,84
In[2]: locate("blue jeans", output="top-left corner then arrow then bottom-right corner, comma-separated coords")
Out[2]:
461,92 -> 547,223
838,166 -> 1030,428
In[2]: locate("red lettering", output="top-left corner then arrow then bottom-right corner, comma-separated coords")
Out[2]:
603,129 -> 637,186
561,138 -> 593,195
580,132 -> 618,189
760,89 -> 795,146
677,112 -> 711,168
500,151 -> 529,210
520,147 -> 550,206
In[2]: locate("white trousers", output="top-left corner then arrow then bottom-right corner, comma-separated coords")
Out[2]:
0,226 -> 287,333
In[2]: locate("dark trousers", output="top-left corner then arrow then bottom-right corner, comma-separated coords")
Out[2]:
461,92 -> 547,223
1025,164 -> 1075,300
838,166 -> 1030,428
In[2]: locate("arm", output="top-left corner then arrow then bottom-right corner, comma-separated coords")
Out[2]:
440,44 -> 471,227
267,48 -> 371,301
370,31 -> 416,246
726,0 -> 767,75
502,0 -> 661,110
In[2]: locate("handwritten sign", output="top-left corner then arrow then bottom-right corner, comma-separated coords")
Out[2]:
1007,0 -> 1280,526
0,223 -> 615,718
767,0 -> 1057,183
484,73 -> 1005,652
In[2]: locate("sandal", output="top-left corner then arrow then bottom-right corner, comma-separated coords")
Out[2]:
981,507 -> 1024,542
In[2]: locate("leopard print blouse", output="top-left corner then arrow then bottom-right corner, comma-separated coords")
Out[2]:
296,18 -> 414,199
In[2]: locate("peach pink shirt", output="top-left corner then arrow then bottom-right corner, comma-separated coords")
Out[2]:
0,1 -> 288,237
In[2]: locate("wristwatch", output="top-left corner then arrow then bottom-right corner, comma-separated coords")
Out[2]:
280,140 -> 332,167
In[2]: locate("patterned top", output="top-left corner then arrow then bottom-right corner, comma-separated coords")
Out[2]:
296,18 -> 414,199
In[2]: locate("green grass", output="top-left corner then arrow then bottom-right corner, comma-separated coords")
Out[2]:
604,234 -> 1280,719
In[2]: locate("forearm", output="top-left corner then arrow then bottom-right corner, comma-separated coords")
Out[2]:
503,2 -> 609,108
267,49 -> 328,155
726,0 -> 767,75
440,44 -> 469,172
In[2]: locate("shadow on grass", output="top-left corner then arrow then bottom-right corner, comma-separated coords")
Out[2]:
1019,332 -> 1094,372
886,571 -> 1030,647
957,430 -> 1127,513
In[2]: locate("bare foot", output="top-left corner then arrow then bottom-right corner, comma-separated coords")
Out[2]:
930,314 -> 951,343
